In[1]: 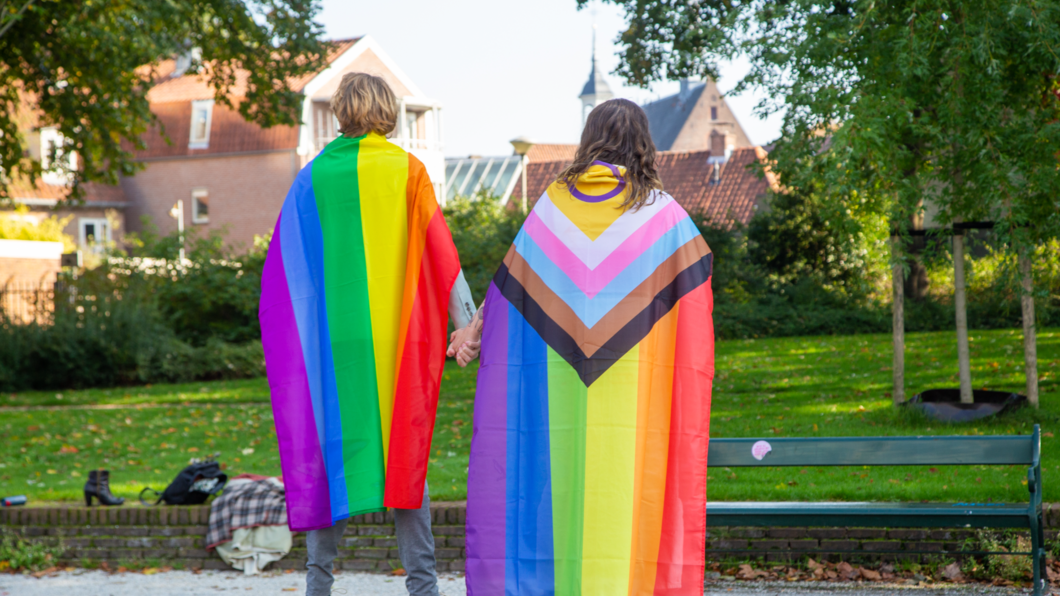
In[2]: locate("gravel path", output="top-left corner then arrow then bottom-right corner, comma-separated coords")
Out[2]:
0,569 -> 1042,596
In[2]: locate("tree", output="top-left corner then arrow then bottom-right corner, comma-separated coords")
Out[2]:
0,0 -> 327,201
589,0 -> 1060,406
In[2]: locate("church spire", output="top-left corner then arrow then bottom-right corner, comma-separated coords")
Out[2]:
580,24 -> 613,128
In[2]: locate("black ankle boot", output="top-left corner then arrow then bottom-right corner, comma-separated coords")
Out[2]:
83,470 -> 124,506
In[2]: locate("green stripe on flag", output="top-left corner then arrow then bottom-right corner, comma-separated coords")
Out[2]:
313,134 -> 386,515
548,346 -> 587,595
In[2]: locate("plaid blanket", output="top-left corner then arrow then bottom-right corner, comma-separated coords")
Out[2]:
206,478 -> 287,550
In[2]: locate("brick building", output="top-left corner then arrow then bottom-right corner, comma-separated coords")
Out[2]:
12,36 -> 445,251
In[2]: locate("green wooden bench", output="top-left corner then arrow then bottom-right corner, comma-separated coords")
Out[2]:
706,424 -> 1045,594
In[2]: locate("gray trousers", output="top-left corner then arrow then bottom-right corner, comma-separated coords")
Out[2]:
305,484 -> 437,596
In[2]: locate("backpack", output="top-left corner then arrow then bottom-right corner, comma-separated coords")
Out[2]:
139,459 -> 228,505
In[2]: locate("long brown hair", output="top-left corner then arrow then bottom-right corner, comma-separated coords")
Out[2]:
558,98 -> 662,210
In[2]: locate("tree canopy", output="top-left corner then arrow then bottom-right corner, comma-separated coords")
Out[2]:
0,0 -> 327,202
588,0 -> 1060,247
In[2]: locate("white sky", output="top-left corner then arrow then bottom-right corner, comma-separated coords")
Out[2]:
319,0 -> 784,157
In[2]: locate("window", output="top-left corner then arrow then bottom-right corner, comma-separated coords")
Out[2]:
189,99 -> 214,149
710,106 -> 718,121
39,127 -> 77,186
406,112 -> 418,140
192,189 -> 209,224
79,218 -> 111,251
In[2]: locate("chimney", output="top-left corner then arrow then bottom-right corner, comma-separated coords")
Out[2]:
709,129 -> 726,157
706,129 -> 730,184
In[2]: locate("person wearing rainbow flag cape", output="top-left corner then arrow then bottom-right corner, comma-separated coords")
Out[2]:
451,98 -> 715,595
258,72 -> 477,596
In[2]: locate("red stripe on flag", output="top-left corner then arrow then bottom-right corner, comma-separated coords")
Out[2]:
384,207 -> 461,508
654,280 -> 714,595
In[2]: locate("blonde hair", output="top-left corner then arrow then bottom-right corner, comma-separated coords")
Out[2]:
330,72 -> 398,137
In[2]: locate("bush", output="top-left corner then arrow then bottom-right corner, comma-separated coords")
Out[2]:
0,291 -> 263,391
0,205 -> 75,251
113,220 -> 266,345
0,220 -> 267,391
442,192 -> 527,302
0,531 -> 64,573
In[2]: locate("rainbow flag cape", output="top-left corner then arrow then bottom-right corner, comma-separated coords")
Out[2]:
259,132 -> 461,532
465,162 -> 714,595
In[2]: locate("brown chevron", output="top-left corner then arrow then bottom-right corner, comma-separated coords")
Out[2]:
501,235 -> 710,358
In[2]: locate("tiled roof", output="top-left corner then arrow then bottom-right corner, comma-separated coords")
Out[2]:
526,144 -> 578,163
134,38 -> 359,158
509,147 -> 774,226
9,175 -> 128,206
146,37 -> 360,103
131,101 -> 300,159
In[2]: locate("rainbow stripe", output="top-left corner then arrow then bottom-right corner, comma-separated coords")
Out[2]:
259,132 -> 461,532
466,163 -> 715,595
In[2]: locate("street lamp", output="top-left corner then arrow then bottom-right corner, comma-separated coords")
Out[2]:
169,200 -> 186,262
510,136 -> 534,212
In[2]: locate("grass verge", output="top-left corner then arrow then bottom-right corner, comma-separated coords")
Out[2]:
1,327 -> 1057,504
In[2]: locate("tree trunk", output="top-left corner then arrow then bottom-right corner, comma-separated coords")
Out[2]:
891,235 -> 905,406
953,231 -> 973,403
1019,248 -> 1039,408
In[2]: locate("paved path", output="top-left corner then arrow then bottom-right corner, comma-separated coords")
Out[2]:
0,569 -> 1042,596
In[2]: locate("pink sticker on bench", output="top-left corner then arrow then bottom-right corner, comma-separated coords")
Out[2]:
751,440 -> 772,461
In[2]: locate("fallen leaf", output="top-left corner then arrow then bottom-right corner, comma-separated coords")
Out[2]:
390,568 -> 407,576
942,562 -> 963,581
282,589 -> 297,592
1044,432 -> 1054,438
58,445 -> 79,454
143,568 -> 158,575
860,567 -> 881,580
31,566 -> 58,578
929,467 -> 938,473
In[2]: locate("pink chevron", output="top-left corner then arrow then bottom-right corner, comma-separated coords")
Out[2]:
522,200 -> 686,299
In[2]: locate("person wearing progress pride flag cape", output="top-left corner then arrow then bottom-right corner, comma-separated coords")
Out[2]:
259,72 -> 477,596
453,98 -> 715,595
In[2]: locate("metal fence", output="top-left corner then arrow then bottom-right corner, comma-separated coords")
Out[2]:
0,281 -> 56,325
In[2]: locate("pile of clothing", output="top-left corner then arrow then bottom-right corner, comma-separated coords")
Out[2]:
206,475 -> 291,575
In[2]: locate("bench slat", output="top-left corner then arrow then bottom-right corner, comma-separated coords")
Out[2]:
707,501 -> 1032,528
708,435 -> 1033,467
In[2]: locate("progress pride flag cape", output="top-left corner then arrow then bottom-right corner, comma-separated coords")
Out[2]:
466,162 -> 714,595
259,133 -> 460,532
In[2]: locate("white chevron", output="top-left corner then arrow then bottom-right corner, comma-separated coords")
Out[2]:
532,190 -> 673,270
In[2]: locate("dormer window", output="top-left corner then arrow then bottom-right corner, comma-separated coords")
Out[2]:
189,99 -> 214,149
39,127 -> 77,186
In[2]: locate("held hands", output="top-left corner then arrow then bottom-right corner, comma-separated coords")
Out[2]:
447,330 -> 480,367
447,307 -> 484,367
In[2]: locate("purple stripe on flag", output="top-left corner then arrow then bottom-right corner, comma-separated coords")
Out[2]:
465,283 -> 509,593
260,217 -> 332,532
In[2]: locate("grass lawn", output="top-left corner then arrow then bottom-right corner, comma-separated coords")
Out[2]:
2,327 -> 1057,505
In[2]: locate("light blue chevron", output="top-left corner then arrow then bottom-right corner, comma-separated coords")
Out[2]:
512,216 -> 700,328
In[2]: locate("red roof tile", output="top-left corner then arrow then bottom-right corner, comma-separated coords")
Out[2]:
510,147 -> 774,226
9,175 -> 128,206
526,144 -> 578,163
146,38 -> 360,104
133,38 -> 359,158
131,101 -> 300,159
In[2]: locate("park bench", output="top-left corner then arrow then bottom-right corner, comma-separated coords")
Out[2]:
706,425 -> 1045,594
